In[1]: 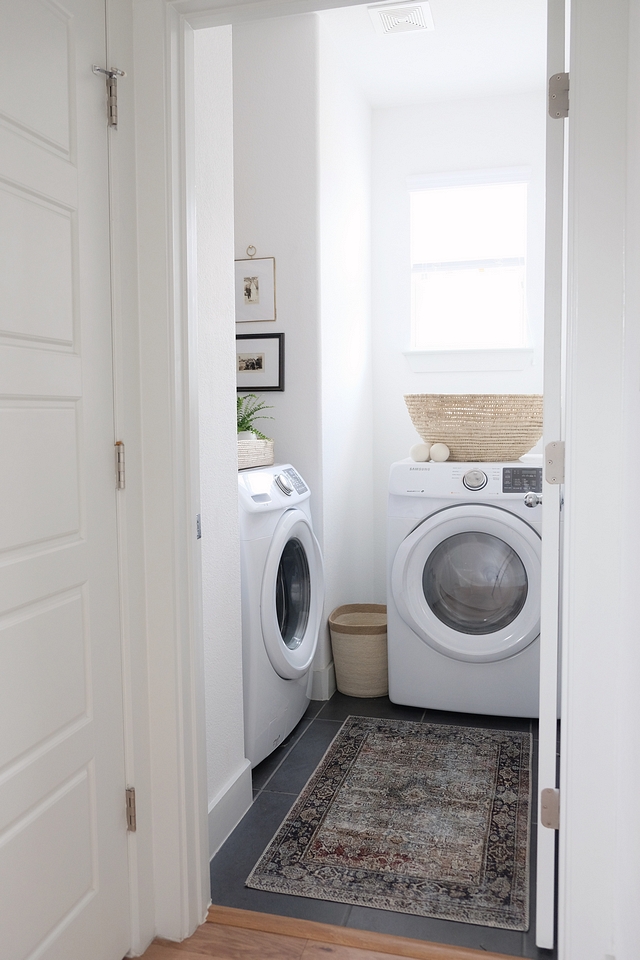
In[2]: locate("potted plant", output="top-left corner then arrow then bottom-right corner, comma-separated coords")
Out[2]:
237,394 -> 275,469
237,394 -> 273,439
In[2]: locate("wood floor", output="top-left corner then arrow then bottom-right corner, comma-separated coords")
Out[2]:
138,905 -> 521,960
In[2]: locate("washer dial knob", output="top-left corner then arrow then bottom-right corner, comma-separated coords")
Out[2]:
463,469 -> 488,491
275,473 -> 294,496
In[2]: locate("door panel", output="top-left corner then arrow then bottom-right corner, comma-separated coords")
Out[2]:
0,184 -> 75,344
0,0 -> 72,155
0,1 -> 129,957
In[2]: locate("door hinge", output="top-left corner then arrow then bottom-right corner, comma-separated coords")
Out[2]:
545,440 -> 565,484
549,72 -> 569,119
540,787 -> 560,830
115,441 -> 125,489
126,787 -> 137,831
92,65 -> 126,128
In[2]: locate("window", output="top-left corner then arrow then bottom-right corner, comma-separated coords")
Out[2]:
410,176 -> 528,352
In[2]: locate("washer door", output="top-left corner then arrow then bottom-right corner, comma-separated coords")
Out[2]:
391,504 -> 541,663
261,509 -> 325,679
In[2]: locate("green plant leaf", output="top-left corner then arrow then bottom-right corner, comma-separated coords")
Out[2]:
237,393 -> 274,440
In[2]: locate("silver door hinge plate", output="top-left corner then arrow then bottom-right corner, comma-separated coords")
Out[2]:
126,786 -> 137,831
545,440 -> 565,484
92,65 -> 126,127
549,72 -> 569,118
115,441 -> 125,489
540,787 -> 560,830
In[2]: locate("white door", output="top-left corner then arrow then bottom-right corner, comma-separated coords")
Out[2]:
0,2 -> 130,958
536,0 -> 567,948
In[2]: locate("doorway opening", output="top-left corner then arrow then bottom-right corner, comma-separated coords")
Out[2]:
192,1 -> 559,955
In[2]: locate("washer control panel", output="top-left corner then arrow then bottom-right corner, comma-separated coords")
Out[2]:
502,467 -> 542,493
282,467 -> 308,495
275,473 -> 294,496
239,463 -> 310,513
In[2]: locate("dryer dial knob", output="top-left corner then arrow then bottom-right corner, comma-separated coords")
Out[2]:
275,473 -> 294,496
463,469 -> 488,491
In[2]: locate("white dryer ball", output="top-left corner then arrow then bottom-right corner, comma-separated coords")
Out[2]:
430,442 -> 450,462
410,442 -> 432,462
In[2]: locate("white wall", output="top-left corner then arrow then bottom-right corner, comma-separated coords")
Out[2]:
194,26 -> 252,859
370,93 -> 547,598
317,19 -> 374,679
233,14 -> 322,511
233,13 -> 375,691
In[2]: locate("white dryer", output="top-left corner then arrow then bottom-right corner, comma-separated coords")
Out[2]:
238,464 -> 324,767
388,457 -> 543,717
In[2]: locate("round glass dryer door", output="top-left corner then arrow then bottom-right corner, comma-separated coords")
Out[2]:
276,537 -> 311,650
391,504 -> 541,662
261,509 -> 324,679
423,532 -> 528,635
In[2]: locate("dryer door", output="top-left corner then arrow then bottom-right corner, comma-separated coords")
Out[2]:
392,504 -> 541,663
261,508 -> 325,679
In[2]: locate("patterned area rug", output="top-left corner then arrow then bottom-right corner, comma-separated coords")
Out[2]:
246,716 -> 531,930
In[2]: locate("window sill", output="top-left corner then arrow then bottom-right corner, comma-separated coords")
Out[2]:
403,348 -> 534,373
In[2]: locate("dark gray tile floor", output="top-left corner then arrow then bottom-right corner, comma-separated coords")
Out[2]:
210,693 -> 557,959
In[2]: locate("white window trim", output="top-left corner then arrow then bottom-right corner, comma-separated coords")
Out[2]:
404,347 -> 535,373
407,166 -> 532,191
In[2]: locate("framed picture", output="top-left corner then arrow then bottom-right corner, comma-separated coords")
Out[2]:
235,257 -> 276,322
236,333 -> 284,392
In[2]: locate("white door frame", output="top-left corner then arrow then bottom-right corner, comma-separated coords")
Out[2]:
536,0 -> 566,947
128,1 -> 639,956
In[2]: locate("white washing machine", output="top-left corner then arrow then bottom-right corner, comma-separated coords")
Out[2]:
238,464 -> 324,767
388,457 -> 543,717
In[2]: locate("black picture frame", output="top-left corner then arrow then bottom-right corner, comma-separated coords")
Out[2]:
236,332 -> 285,392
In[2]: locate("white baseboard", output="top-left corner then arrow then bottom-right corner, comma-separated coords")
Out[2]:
208,758 -> 252,860
310,660 -> 336,701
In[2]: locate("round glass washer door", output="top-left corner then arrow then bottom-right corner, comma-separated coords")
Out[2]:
391,504 -> 541,663
261,508 -> 325,679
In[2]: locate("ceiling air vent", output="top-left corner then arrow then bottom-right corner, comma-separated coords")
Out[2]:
368,1 -> 434,36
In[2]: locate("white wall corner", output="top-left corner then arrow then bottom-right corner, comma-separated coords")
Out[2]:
311,660 -> 337,700
208,759 -> 253,861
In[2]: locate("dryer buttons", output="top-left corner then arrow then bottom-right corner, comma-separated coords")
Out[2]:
275,473 -> 294,496
462,469 -> 488,491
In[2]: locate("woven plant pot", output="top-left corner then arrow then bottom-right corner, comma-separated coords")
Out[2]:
237,436 -> 274,470
404,394 -> 543,463
329,604 -> 388,698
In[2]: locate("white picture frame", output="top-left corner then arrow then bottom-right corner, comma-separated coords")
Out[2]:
235,257 -> 276,322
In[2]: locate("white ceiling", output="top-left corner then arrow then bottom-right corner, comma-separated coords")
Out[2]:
317,0 -> 547,108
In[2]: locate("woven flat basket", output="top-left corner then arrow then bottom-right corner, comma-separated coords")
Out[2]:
404,394 -> 543,462
238,437 -> 274,471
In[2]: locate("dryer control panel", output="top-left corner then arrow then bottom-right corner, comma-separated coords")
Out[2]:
502,467 -> 542,493
389,457 -> 543,498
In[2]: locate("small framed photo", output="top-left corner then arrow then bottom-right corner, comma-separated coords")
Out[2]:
236,333 -> 284,392
235,257 -> 276,322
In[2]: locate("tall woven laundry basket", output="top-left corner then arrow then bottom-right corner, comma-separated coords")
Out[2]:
328,604 -> 388,697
